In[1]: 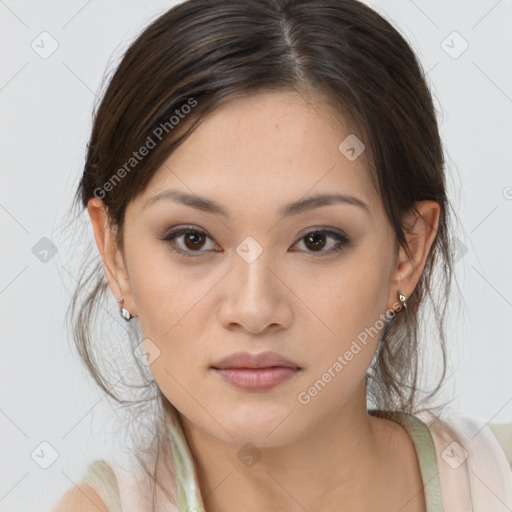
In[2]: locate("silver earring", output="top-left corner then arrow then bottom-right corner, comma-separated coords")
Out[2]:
117,297 -> 133,321
398,291 -> 407,309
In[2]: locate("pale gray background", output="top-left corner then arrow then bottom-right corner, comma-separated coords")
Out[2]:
1,0 -> 511,510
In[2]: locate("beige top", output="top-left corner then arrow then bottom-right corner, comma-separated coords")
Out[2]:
81,409 -> 512,512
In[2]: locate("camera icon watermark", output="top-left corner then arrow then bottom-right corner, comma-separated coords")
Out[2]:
32,236 -> 58,263
450,236 -> 468,263
441,441 -> 468,469
237,442 -> 262,468
236,236 -> 263,264
338,134 -> 365,161
31,441 -> 59,469
30,31 -> 59,59
133,338 -> 161,366
441,31 -> 469,60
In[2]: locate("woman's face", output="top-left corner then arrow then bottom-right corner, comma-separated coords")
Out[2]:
111,90 -> 403,446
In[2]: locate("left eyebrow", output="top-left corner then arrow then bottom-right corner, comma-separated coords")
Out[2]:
142,190 -> 369,218
280,192 -> 370,217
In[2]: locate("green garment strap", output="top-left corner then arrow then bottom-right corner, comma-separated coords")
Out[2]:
168,419 -> 206,512
368,409 -> 444,512
488,422 -> 512,468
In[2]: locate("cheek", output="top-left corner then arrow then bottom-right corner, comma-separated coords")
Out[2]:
305,252 -> 391,342
292,259 -> 391,415
127,241 -> 206,334
295,254 -> 392,402
125,243 -> 215,394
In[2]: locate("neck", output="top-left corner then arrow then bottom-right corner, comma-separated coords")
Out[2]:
177,380 -> 421,512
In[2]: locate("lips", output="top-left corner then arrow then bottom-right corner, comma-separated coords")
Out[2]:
210,351 -> 302,391
210,351 -> 301,370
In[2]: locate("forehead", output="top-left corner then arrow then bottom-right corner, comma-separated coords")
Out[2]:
135,90 -> 381,222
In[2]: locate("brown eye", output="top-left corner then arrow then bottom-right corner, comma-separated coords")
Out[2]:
161,226 -> 350,258
293,228 -> 351,256
183,232 -> 206,250
161,227 -> 218,256
304,232 -> 328,251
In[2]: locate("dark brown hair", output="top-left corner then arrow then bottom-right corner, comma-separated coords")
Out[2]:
66,0 -> 459,508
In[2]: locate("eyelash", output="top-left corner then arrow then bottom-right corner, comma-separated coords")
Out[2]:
160,226 -> 351,258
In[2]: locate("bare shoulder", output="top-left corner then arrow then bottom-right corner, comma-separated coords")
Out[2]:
51,482 -> 109,512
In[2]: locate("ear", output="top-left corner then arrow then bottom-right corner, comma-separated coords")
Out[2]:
86,197 -> 137,317
387,200 -> 440,312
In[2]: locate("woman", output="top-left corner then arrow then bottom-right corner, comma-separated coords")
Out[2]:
52,0 -> 512,511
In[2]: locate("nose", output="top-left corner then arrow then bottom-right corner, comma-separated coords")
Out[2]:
217,246 -> 293,335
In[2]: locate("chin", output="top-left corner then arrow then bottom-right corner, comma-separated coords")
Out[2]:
209,402 -> 305,447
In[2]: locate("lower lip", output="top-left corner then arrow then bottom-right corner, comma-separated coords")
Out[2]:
212,366 -> 301,391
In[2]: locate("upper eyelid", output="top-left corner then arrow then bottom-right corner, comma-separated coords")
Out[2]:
163,225 -> 347,239
162,226 -> 348,248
